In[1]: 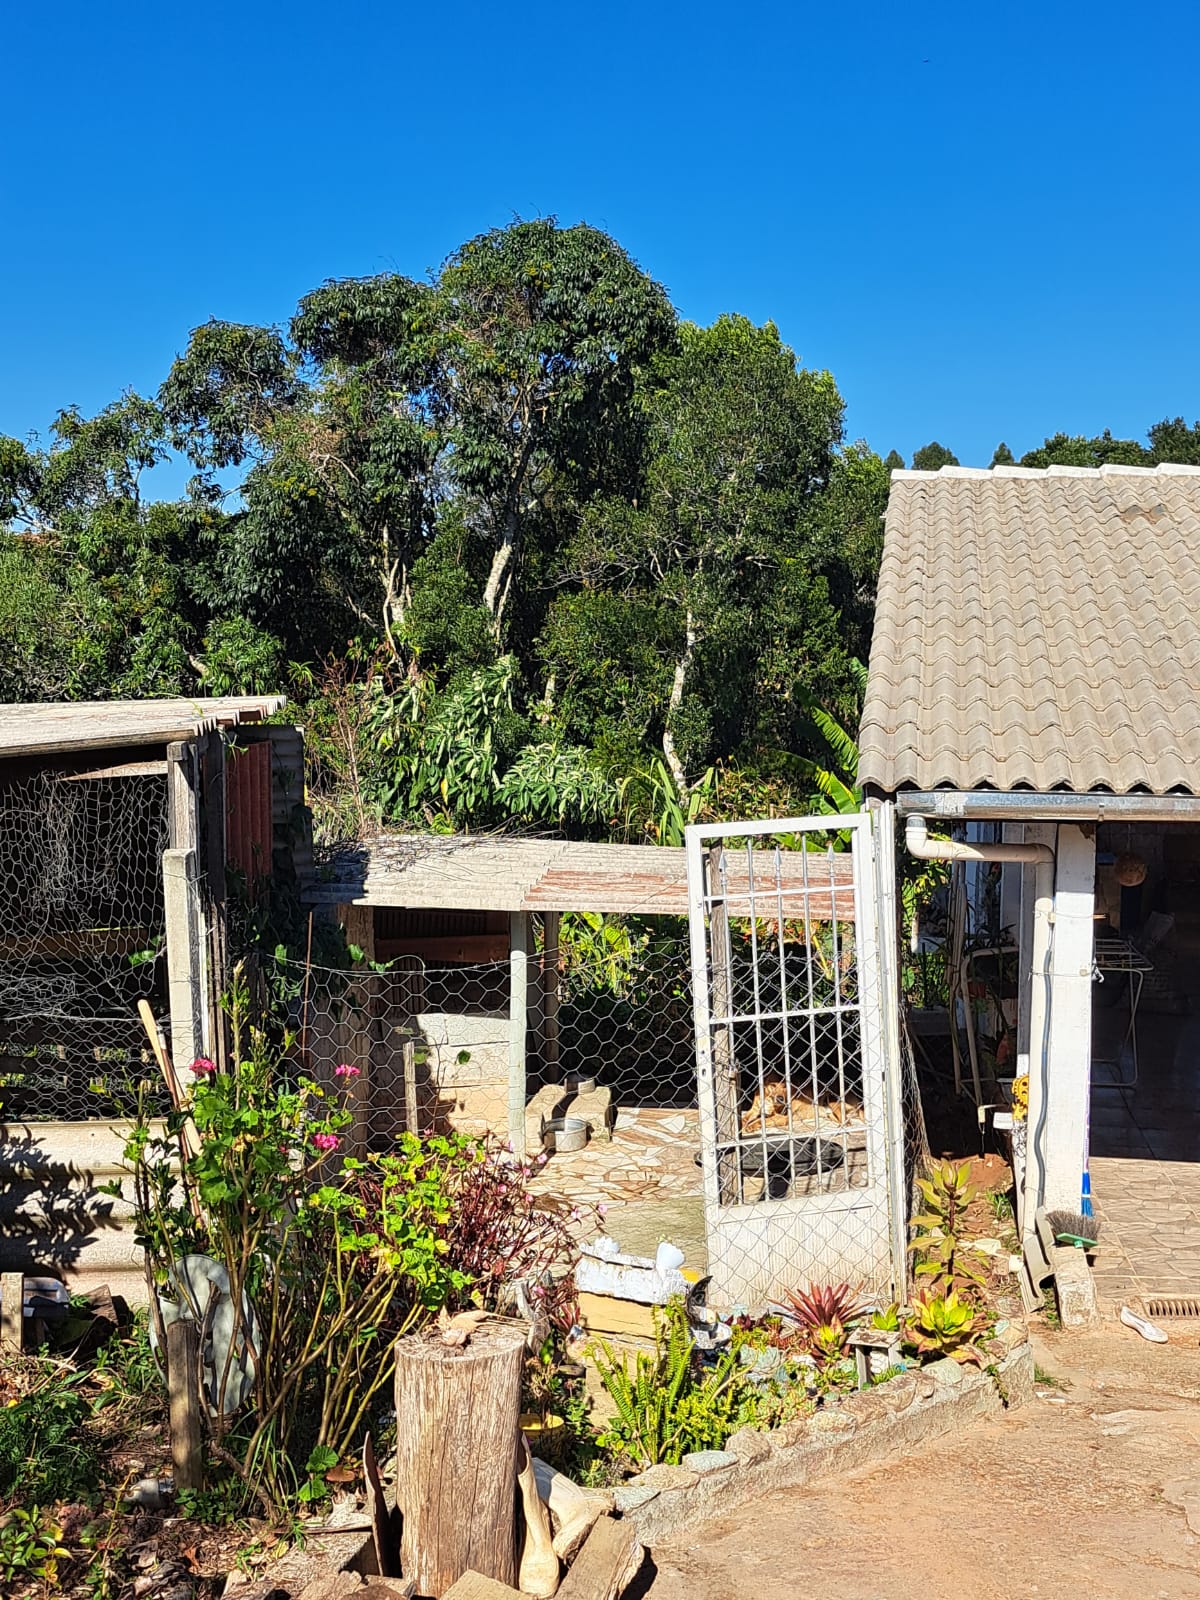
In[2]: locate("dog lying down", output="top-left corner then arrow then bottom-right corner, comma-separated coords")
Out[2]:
740,1079 -> 863,1132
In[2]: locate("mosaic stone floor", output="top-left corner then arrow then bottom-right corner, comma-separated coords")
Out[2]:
527,1104 -> 708,1268
1089,1008 -> 1200,1308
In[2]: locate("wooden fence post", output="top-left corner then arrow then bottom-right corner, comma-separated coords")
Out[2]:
166,1318 -> 204,1495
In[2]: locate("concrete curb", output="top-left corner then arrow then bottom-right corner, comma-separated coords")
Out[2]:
623,1343 -> 1034,1545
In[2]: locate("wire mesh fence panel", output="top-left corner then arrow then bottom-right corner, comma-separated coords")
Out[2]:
285,920 -> 701,1210
0,771 -> 170,1121
686,816 -> 902,1309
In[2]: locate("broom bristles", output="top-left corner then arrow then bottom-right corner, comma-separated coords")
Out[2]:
1047,1208 -> 1101,1243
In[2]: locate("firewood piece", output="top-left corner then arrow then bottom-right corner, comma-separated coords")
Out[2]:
363,1433 -> 399,1578
531,1459 -> 613,1562
555,1516 -> 642,1600
0,1274 -> 22,1352
517,1436 -> 559,1597
441,1576 -> 524,1600
166,1317 -> 204,1494
394,1322 -> 525,1597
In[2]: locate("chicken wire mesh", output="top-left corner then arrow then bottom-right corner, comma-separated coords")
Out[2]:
686,817 -> 908,1307
280,919 -> 703,1209
0,769 -> 171,1121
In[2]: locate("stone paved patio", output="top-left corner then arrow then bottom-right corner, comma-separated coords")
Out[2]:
1090,1009 -> 1200,1308
528,1104 -> 708,1270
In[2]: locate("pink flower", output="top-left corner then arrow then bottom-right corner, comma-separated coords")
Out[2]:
597,1203 -> 608,1217
334,1062 -> 361,1079
190,1057 -> 216,1076
311,1133 -> 340,1152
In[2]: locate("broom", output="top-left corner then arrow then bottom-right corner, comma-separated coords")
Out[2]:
1047,1208 -> 1101,1250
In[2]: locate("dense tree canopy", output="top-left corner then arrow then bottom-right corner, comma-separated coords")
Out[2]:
0,219 -> 887,841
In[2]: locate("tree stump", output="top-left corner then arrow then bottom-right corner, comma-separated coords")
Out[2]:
394,1322 -> 525,1598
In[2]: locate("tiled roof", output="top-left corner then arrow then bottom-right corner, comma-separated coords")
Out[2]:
859,464 -> 1200,796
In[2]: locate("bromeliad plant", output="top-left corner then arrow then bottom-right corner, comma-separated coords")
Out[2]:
784,1282 -> 867,1365
119,972 -> 480,1517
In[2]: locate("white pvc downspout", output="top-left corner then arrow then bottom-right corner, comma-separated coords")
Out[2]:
904,816 -> 1056,1232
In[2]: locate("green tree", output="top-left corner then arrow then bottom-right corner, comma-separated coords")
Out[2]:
547,315 -> 851,796
1148,416 -> 1200,465
911,441 -> 959,472
1019,429 -> 1147,469
990,441 -> 1015,466
883,449 -> 906,472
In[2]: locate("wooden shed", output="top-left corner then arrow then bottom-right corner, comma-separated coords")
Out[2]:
306,832 -> 855,1157
0,696 -> 299,1298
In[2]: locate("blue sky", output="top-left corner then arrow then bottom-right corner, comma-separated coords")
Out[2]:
4,0 -> 1199,492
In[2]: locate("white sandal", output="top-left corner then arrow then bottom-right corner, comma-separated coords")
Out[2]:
1120,1304 -> 1169,1343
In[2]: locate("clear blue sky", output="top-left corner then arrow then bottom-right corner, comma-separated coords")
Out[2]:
4,0 -> 1199,491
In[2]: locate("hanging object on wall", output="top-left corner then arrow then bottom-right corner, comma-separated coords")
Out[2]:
1114,852 -> 1148,887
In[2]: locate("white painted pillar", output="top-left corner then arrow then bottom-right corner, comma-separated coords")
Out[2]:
508,912 -> 529,1159
1029,823 -> 1096,1218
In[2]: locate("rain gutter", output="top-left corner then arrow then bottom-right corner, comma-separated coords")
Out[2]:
895,791 -> 1200,823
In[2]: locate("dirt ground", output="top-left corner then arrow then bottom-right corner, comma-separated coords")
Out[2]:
644,1323 -> 1200,1600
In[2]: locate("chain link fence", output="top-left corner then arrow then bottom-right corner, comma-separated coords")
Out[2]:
0,770 -> 170,1121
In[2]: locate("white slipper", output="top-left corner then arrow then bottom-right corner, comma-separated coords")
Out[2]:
1120,1304 -> 1169,1343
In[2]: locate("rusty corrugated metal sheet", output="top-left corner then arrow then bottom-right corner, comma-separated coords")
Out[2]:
225,740 -> 274,895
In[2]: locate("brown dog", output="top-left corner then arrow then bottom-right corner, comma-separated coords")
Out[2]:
739,1079 -> 862,1133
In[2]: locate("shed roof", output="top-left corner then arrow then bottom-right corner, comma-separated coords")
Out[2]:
308,832 -> 855,917
859,464 -> 1200,796
0,697 -> 287,759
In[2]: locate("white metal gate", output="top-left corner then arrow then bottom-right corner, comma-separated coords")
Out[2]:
685,812 -> 905,1308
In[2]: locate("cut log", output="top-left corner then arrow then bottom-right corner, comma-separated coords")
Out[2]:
555,1516 -> 643,1600
393,1322 -> 525,1598
517,1436 -> 559,1597
441,1576 -> 524,1600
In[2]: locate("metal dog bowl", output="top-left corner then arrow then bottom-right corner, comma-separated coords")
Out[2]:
542,1115 -> 589,1154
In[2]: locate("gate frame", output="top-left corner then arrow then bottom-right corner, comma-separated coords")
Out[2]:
685,808 -> 907,1306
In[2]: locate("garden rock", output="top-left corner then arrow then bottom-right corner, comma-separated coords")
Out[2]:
612,1483 -> 661,1512
925,1358 -> 967,1387
626,1463 -> 699,1492
767,1418 -> 810,1451
842,1390 -> 888,1423
808,1408 -> 857,1437
725,1425 -> 772,1464
681,1450 -> 737,1475
878,1374 -> 919,1411
991,1318 -> 1028,1350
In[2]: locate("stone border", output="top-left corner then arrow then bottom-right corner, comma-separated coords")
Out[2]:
616,1342 -> 1034,1545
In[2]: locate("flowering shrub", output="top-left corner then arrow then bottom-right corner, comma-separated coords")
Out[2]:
119,978 -> 483,1517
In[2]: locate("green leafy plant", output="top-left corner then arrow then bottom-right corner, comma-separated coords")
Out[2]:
868,1302 -> 901,1332
906,1288 -> 981,1365
297,1445 -> 341,1506
119,970 -> 481,1518
0,1506 -> 69,1589
910,1159 -> 982,1288
590,1299 -> 765,1468
0,1371 -> 102,1505
784,1282 -> 867,1364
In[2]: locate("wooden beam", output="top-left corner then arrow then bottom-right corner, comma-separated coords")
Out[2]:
166,1318 -> 204,1494
555,1515 -> 643,1600
0,1274 -> 22,1353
